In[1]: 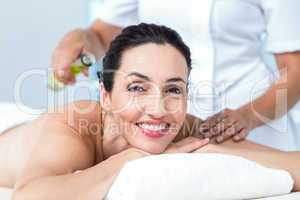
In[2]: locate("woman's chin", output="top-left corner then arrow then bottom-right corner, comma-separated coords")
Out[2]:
132,143 -> 167,154
146,147 -> 165,154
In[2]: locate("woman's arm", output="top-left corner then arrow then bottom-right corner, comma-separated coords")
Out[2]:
13,141 -> 146,200
195,140 -> 300,191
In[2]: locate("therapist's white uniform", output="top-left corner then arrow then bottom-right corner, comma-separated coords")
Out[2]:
94,0 -> 300,150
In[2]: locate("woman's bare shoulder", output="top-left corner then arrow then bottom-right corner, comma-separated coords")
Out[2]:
8,101 -> 103,188
43,100 -> 103,136
28,100 -> 103,165
37,100 -> 104,164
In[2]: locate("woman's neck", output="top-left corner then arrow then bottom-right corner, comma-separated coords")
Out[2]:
101,112 -> 131,160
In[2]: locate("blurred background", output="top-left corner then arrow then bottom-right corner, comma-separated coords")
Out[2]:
0,0 -> 103,113
0,0 -> 276,114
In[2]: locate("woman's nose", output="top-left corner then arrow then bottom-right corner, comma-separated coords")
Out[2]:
143,93 -> 167,118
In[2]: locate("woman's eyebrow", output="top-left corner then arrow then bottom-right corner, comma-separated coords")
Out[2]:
126,72 -> 186,83
166,77 -> 186,84
126,72 -> 150,81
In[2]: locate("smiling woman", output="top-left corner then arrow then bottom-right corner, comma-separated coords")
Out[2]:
0,23 -> 208,199
101,43 -> 189,154
0,23 -> 299,200
99,23 -> 192,154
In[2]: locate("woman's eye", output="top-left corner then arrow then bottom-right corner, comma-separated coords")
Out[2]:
166,87 -> 182,95
127,85 -> 145,93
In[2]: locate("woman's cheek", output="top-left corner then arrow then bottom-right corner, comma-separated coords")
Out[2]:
111,94 -> 135,114
115,97 -> 142,123
164,96 -> 186,114
169,99 -> 187,133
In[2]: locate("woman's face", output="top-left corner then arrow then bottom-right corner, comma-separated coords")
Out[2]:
101,43 -> 189,154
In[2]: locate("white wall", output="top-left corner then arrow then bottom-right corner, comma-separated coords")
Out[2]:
0,0 -> 93,110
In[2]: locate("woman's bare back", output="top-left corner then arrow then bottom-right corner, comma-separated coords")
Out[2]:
0,101 -> 103,188
0,121 -> 42,187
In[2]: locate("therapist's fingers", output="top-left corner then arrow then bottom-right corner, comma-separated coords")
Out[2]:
233,129 -> 249,142
164,137 -> 210,153
199,115 -> 218,131
51,29 -> 89,84
216,122 -> 244,143
53,69 -> 75,84
198,123 -> 211,138
199,116 -> 219,138
52,44 -> 84,84
199,109 -> 232,138
211,117 -> 236,136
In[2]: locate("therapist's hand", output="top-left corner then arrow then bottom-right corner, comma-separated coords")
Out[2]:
199,108 -> 250,143
51,29 -> 91,84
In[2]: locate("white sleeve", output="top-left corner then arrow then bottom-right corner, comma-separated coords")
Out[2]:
95,0 -> 139,28
261,0 -> 300,53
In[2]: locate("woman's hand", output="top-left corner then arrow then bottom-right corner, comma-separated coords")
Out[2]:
193,143 -> 233,155
109,137 -> 209,161
199,108 -> 251,143
164,137 -> 210,153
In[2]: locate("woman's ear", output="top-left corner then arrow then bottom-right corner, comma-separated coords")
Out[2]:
100,83 -> 111,111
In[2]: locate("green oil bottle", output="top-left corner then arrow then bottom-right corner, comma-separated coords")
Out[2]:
48,53 -> 96,91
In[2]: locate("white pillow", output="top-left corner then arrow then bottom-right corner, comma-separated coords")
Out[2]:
0,187 -> 12,200
105,153 -> 293,200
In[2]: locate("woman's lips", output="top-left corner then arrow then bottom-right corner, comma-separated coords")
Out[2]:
136,122 -> 170,139
140,128 -> 167,138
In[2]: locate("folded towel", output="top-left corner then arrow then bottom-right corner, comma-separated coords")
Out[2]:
105,153 -> 294,200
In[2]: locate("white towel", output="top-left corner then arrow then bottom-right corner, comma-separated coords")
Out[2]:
105,153 -> 294,200
0,102 -> 38,134
0,187 -> 12,200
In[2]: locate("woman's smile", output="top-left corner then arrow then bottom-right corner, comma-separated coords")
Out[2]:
135,120 -> 171,139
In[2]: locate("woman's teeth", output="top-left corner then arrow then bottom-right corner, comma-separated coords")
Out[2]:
136,123 -> 169,131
